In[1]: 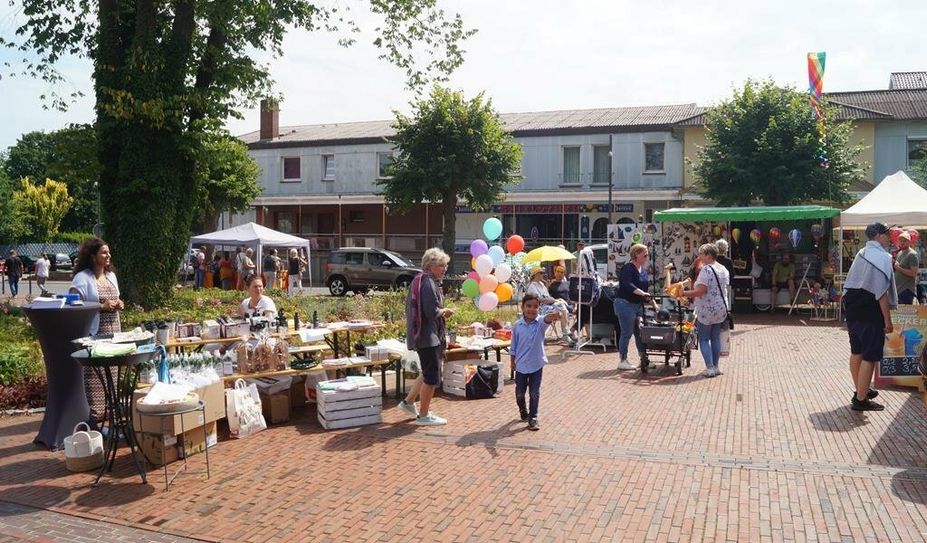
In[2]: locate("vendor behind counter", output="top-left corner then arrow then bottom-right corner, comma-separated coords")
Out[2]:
240,273 -> 277,318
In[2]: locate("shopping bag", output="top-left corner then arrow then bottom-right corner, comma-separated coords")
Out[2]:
719,322 -> 731,358
225,378 -> 267,438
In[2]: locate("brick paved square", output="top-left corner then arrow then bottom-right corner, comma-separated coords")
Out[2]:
0,315 -> 926,542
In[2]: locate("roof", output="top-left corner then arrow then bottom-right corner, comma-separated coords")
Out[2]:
890,72 -> 927,90
653,205 -> 840,223
241,103 -> 704,148
676,88 -> 927,127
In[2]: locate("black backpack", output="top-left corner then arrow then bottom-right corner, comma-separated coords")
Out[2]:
465,364 -> 499,399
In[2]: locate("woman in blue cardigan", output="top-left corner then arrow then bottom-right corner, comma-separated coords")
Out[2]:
615,244 -> 659,370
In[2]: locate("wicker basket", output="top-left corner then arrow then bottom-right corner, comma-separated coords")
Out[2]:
63,422 -> 104,472
66,450 -> 104,472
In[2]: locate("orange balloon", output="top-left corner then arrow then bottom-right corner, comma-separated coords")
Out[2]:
479,275 -> 499,294
495,282 -> 513,302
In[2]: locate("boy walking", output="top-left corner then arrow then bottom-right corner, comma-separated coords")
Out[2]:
511,293 -> 558,431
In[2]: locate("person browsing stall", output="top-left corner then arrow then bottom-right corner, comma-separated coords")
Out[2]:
770,253 -> 796,311
681,243 -> 730,378
511,293 -> 559,431
844,222 -> 897,411
615,243 -> 659,371
893,231 -> 918,305
526,267 -> 574,343
239,274 -> 277,318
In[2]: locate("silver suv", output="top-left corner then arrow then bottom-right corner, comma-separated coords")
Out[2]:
325,248 -> 421,296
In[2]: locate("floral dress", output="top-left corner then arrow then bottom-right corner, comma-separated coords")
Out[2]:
96,276 -> 121,334
87,276 -> 122,423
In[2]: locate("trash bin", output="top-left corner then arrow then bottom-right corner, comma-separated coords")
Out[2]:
732,276 -> 754,314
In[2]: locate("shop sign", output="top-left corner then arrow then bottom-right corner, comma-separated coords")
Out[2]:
877,304 -> 927,388
455,203 -> 632,214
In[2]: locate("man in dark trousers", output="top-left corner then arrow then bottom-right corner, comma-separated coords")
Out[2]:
843,222 -> 897,411
4,250 -> 24,298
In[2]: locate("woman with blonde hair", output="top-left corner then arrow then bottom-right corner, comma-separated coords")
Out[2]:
614,243 -> 658,370
682,243 -> 730,377
399,247 -> 455,426
287,248 -> 307,295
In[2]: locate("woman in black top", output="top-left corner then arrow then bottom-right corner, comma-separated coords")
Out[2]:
287,248 -> 306,294
614,244 -> 659,370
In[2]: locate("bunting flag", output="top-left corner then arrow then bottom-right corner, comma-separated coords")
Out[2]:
807,52 -> 829,169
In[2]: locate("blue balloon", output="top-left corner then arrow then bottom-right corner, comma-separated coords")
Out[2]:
487,245 -> 505,266
483,217 -> 503,241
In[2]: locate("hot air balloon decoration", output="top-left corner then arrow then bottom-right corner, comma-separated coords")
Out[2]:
750,229 -> 762,244
731,228 -> 741,244
768,227 -> 782,245
810,224 -> 824,247
712,224 -> 722,237
788,228 -> 802,249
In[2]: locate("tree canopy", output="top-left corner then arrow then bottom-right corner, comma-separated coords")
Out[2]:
3,0 -> 475,306
378,86 -> 522,264
692,79 -> 865,206
12,178 -> 74,242
194,133 -> 262,234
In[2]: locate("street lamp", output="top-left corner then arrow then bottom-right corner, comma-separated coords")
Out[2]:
607,134 -> 614,225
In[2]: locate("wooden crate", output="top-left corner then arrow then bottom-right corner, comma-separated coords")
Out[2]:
442,359 -> 504,398
316,379 -> 382,430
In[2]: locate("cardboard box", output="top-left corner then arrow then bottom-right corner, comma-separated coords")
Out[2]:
289,375 -> 307,408
133,381 -> 226,435
260,391 -> 291,424
137,421 -> 217,466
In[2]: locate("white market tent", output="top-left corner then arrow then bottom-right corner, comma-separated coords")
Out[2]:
841,170 -> 927,227
189,222 -> 312,286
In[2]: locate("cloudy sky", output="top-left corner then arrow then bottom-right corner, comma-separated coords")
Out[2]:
1,0 -> 925,149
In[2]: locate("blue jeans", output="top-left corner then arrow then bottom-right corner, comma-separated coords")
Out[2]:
8,275 -> 19,297
515,368 -> 543,419
194,269 -> 205,289
697,321 -> 722,370
899,288 -> 916,305
614,297 -> 644,359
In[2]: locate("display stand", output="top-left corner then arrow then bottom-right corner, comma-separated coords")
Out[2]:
564,249 -> 601,357
788,262 -> 813,316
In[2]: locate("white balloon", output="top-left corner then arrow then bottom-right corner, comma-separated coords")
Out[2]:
487,245 -> 505,266
495,263 -> 512,283
477,292 -> 499,311
475,254 -> 494,277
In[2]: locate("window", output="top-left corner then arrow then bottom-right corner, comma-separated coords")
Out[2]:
377,152 -> 393,178
593,145 -> 611,185
282,157 -> 300,181
644,143 -> 665,173
276,212 -> 295,233
562,146 -> 580,184
908,139 -> 927,168
322,154 -> 335,181
372,252 -> 393,267
349,210 -> 365,223
328,251 -> 346,264
300,214 -> 314,235
344,252 -> 364,265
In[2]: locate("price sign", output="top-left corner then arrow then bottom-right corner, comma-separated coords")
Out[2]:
877,305 -> 927,388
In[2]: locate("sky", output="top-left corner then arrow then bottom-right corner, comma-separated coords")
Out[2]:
1,0 -> 926,149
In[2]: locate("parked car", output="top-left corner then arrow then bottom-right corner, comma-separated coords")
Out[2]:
53,253 -> 72,270
15,254 -> 37,275
325,248 -> 421,296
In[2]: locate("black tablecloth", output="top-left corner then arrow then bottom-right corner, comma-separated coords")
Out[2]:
22,302 -> 100,450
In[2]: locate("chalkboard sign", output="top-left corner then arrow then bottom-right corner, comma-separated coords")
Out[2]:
879,356 -> 921,377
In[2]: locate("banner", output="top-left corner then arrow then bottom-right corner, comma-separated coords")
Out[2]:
876,305 -> 926,388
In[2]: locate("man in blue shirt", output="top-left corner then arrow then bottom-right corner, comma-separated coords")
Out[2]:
511,293 -> 558,431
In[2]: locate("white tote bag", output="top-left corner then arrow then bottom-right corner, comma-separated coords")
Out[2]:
225,378 -> 267,438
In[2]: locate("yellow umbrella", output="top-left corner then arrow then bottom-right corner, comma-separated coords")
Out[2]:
522,245 -> 576,263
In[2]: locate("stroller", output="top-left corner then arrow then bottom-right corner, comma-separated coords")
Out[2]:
638,295 -> 695,375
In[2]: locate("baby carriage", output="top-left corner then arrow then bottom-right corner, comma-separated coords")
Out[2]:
638,295 -> 695,375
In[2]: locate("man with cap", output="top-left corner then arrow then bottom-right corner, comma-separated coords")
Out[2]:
893,230 -> 919,305
843,222 -> 897,411
526,266 -> 574,343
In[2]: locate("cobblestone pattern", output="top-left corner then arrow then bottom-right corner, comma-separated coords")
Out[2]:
0,315 -> 925,542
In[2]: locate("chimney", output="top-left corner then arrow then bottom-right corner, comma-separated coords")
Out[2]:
260,98 -> 279,140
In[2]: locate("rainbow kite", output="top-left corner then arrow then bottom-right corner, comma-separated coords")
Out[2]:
807,52 -> 829,169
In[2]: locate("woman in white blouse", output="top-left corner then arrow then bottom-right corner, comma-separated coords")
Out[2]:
681,243 -> 730,378
526,267 -> 574,343
240,273 -> 277,318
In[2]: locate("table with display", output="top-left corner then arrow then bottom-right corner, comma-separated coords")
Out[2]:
390,339 -> 512,395
22,302 -> 100,451
219,356 -> 399,399
135,401 -> 210,491
323,323 -> 385,358
71,348 -> 158,486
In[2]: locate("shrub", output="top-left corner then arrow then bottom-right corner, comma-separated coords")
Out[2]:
52,231 -> 94,244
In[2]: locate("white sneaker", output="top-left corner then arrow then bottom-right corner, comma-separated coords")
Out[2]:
397,400 -> 418,418
617,360 -> 636,370
415,412 -> 447,426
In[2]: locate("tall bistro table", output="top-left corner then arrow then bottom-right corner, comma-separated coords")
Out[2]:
22,302 -> 100,450
71,349 -> 156,486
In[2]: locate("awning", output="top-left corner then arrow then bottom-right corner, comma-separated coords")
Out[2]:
653,205 -> 840,223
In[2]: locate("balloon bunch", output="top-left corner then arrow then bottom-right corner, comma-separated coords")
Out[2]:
890,227 -> 920,246
461,218 -> 523,311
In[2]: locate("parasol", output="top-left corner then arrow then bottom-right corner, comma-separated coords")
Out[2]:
522,246 -> 576,263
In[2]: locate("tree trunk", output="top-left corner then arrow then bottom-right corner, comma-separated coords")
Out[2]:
441,189 -> 458,272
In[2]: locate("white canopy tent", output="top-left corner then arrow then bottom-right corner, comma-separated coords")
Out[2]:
838,170 -> 927,274
188,222 -> 312,286
841,170 -> 927,228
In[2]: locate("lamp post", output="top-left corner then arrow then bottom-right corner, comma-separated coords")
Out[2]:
607,134 -> 614,225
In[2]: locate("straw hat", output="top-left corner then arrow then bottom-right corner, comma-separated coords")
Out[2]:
530,266 -> 544,278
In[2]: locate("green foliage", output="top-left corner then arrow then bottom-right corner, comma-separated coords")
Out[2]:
378,86 -> 522,266
0,170 -> 29,242
692,79 -> 865,206
3,127 -> 101,233
3,0 -> 475,308
12,177 -> 74,242
0,304 -> 43,386
52,231 -> 94,244
193,132 -> 262,233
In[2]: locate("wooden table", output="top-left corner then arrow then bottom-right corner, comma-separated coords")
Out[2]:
221,357 -> 399,400
324,323 -> 384,358
165,331 -> 303,353
392,339 -> 512,395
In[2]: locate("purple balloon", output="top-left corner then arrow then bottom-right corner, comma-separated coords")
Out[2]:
470,239 -> 489,258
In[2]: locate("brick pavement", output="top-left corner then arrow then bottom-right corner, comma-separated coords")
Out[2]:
0,314 -> 926,542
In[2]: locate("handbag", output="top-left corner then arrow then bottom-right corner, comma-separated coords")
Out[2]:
708,265 -> 734,331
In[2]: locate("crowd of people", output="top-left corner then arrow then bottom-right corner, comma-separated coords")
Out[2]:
190,245 -> 307,295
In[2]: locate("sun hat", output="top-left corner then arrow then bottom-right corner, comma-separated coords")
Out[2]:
530,266 -> 544,277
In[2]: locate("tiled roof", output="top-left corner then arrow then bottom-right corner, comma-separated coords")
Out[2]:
241,103 -> 704,147
675,89 -> 927,127
889,72 -> 927,90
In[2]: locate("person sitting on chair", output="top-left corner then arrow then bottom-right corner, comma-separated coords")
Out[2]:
526,267 -> 574,343
770,253 -> 796,311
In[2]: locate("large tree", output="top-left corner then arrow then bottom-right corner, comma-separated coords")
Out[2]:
0,166 -> 29,243
692,79 -> 865,206
378,86 -> 522,266
12,178 -> 74,242
4,0 -> 474,306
